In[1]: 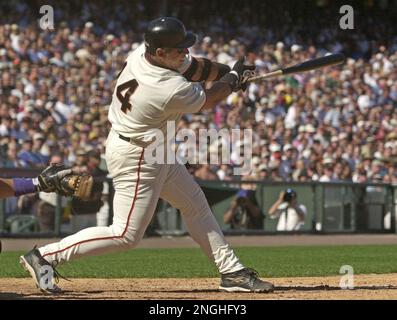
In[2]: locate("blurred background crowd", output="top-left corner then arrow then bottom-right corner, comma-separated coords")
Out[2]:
0,0 -> 396,185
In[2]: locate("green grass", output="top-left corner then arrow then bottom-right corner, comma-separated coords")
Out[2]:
2,245 -> 397,278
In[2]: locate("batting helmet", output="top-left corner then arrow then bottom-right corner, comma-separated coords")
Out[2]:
144,17 -> 197,55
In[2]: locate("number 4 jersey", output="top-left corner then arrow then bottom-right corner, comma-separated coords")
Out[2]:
108,44 -> 206,145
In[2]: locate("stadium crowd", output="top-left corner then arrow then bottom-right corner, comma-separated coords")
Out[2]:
0,0 -> 397,185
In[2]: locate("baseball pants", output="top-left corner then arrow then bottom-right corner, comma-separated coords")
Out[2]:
38,129 -> 244,274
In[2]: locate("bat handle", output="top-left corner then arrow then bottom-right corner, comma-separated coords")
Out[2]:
247,70 -> 283,82
242,70 -> 255,78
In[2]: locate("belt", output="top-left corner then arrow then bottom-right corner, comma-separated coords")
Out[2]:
118,133 -> 150,148
119,134 -> 131,142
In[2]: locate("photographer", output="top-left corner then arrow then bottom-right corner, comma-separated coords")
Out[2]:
268,188 -> 307,231
224,189 -> 264,230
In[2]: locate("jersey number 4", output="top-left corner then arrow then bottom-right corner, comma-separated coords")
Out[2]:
116,63 -> 139,113
116,79 -> 138,113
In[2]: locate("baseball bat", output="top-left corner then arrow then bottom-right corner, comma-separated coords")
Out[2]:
247,53 -> 345,82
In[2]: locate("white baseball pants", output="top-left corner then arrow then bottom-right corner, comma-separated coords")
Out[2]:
39,129 -> 244,274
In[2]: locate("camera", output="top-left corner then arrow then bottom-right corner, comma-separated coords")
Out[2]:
283,188 -> 297,203
236,189 -> 254,206
237,197 -> 247,206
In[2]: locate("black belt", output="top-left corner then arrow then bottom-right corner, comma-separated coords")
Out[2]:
118,133 -> 150,148
119,134 -> 131,142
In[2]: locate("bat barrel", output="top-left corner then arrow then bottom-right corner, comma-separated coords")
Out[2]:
282,53 -> 345,75
247,53 -> 345,82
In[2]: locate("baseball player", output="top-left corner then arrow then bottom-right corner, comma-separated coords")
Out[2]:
20,17 -> 274,294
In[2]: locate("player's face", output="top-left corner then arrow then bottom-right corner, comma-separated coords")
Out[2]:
162,48 -> 189,70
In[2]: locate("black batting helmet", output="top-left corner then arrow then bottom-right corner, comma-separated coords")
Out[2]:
144,17 -> 197,55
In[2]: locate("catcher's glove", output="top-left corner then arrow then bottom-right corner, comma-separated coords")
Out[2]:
37,164 -> 93,200
59,174 -> 93,200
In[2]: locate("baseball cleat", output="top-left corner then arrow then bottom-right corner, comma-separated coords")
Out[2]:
19,247 -> 63,294
219,267 -> 274,293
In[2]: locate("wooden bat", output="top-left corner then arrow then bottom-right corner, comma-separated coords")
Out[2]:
247,53 -> 346,82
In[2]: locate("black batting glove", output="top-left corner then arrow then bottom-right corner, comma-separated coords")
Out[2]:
232,58 -> 256,92
219,57 -> 255,92
237,69 -> 256,92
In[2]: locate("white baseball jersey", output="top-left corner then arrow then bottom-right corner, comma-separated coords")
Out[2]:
108,44 -> 206,143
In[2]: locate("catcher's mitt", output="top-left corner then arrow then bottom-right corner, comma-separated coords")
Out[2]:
38,164 -> 93,200
59,174 -> 94,200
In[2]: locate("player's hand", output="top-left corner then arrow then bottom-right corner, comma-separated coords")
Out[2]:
239,69 -> 256,91
231,58 -> 255,92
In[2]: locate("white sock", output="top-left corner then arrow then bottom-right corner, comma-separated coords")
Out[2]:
213,245 -> 245,274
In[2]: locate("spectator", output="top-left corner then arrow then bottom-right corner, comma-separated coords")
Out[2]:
194,164 -> 219,180
268,189 -> 307,231
0,1 -> 396,184
1,141 -> 24,168
31,133 -> 48,167
69,149 -> 107,232
17,138 -> 35,168
280,144 -> 296,180
224,189 -> 264,230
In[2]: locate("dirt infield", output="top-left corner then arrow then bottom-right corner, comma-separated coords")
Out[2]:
1,274 -> 397,299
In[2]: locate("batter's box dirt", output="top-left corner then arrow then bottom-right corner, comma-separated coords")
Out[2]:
274,284 -> 397,291
1,274 -> 397,299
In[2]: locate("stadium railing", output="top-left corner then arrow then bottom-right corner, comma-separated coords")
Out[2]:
0,169 -> 396,237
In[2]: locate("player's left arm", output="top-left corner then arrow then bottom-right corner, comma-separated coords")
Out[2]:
182,57 -> 230,82
0,178 -> 16,199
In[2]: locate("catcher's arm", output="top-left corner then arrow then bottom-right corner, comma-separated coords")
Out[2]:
0,164 -> 93,200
